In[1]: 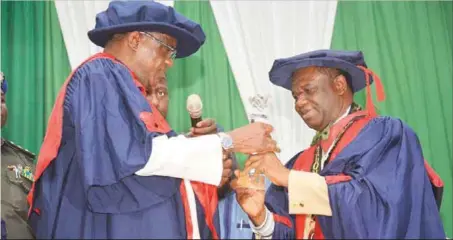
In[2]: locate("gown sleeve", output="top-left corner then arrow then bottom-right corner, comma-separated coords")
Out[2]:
318,117 -> 446,239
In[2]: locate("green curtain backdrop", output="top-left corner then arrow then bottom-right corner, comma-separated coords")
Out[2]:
168,1 -> 249,166
1,1 -> 71,155
331,1 -> 452,235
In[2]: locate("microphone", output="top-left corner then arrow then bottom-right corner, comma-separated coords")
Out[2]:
186,94 -> 203,127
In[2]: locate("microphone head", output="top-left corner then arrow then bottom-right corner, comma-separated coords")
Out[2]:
186,94 -> 203,118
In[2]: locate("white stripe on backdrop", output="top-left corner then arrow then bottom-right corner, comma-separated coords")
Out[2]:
211,0 -> 338,163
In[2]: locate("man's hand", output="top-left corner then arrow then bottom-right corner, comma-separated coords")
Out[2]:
227,122 -> 280,154
231,174 -> 267,226
243,152 -> 290,187
219,152 -> 233,188
188,118 -> 217,137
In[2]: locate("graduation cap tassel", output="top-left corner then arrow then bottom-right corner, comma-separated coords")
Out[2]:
367,68 -> 385,102
365,73 -> 377,117
357,66 -> 386,117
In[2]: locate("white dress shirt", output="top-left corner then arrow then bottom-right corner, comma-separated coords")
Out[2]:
135,133 -> 224,238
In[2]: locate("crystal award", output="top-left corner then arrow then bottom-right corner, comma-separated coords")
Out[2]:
235,94 -> 271,191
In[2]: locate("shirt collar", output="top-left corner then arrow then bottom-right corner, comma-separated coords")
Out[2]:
310,105 -> 352,146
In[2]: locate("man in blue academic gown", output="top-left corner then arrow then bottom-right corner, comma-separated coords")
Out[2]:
233,50 -> 446,239
27,1 -> 277,239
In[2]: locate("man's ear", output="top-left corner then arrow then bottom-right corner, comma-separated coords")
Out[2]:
127,31 -> 141,51
333,75 -> 348,96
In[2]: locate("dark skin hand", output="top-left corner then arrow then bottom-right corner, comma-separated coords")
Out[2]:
189,120 -> 279,155
230,172 -> 266,226
187,118 -> 218,137
227,122 -> 279,155
242,152 -> 290,187
231,152 -> 290,226
187,119 -> 279,190
220,151 -> 234,188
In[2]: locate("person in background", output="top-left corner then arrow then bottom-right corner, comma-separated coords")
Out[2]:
1,72 -> 36,239
234,50 -> 445,239
27,1 -> 277,239
145,74 -> 237,236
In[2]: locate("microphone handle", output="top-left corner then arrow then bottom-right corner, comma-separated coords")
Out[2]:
191,117 -> 202,127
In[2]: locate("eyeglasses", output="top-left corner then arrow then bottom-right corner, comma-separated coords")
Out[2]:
140,32 -> 177,60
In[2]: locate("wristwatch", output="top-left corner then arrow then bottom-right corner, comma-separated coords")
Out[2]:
217,132 -> 234,151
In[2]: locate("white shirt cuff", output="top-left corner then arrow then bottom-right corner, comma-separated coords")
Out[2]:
135,134 -> 223,186
250,208 -> 274,239
288,170 -> 332,216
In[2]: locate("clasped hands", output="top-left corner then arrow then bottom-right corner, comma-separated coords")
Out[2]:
229,124 -> 290,227
188,118 -> 285,189
228,122 -> 289,188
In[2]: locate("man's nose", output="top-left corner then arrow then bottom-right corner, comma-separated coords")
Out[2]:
148,94 -> 159,106
295,94 -> 308,108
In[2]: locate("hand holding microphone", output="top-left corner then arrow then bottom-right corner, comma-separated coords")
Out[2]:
186,93 -> 278,154
186,94 -> 217,137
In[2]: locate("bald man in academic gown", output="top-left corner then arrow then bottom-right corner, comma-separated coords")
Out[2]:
234,50 -> 446,239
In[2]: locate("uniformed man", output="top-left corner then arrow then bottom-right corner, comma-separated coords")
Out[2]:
1,71 -> 36,239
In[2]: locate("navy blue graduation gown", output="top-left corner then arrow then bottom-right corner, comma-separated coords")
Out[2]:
1,219 -> 6,240
264,113 -> 446,239
27,53 -> 219,239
